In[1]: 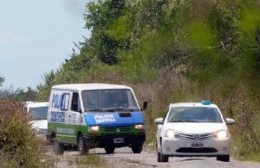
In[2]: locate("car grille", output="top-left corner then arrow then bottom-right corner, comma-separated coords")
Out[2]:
177,133 -> 215,140
176,147 -> 218,153
102,126 -> 132,135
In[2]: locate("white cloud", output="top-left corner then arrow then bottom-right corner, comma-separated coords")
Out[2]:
0,31 -> 32,46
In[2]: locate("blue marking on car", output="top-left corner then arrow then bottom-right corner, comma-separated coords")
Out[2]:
201,100 -> 211,105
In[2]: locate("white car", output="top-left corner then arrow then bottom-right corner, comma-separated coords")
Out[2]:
26,102 -> 49,140
155,101 -> 235,162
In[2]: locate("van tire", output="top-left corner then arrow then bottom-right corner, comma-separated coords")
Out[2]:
53,138 -> 64,155
78,134 -> 88,155
131,144 -> 143,153
105,146 -> 115,154
217,155 -> 230,162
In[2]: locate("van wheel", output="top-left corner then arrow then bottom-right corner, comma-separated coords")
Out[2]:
53,138 -> 64,155
157,151 -> 168,162
78,135 -> 88,155
105,146 -> 115,154
131,144 -> 143,153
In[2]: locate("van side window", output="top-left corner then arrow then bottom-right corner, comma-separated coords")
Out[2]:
61,93 -> 70,110
71,92 -> 80,112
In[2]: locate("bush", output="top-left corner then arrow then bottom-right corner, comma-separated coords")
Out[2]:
0,99 -> 44,168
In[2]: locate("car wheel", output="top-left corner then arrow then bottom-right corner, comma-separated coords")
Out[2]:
53,137 -> 64,155
131,144 -> 143,153
77,134 -> 89,155
157,151 -> 168,162
217,155 -> 230,162
105,146 -> 115,154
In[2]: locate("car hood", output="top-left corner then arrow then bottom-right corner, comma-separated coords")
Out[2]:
164,123 -> 227,134
29,120 -> 48,130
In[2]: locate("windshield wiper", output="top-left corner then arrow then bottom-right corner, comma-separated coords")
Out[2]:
85,108 -> 105,112
103,107 -> 138,112
170,119 -> 199,122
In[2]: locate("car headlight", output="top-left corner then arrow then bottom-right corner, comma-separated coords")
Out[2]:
135,124 -> 144,130
216,130 -> 228,140
88,126 -> 99,132
166,130 -> 175,138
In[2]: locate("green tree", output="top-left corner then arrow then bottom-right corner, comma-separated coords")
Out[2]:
15,87 -> 37,101
0,76 -> 4,87
84,0 -> 130,65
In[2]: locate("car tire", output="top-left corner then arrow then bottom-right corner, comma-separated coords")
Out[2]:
217,155 -> 230,162
53,137 -> 64,155
105,146 -> 115,154
78,134 -> 89,155
131,144 -> 143,153
157,151 -> 168,162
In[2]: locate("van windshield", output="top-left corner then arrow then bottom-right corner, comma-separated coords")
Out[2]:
82,89 -> 139,112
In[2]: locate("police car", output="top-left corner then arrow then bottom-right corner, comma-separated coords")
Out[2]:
155,101 -> 235,162
26,102 -> 49,140
47,83 -> 147,155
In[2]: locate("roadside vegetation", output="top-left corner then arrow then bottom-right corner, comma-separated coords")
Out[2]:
0,98 -> 44,167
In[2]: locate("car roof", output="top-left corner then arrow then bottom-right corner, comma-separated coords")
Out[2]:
52,83 -> 132,91
169,102 -> 218,108
26,102 -> 49,108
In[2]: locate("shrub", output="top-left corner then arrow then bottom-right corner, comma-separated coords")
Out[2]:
0,99 -> 44,168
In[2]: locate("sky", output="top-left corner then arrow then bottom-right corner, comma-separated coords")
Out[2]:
0,0 -> 92,90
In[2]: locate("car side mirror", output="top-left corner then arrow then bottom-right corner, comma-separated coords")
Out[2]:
225,118 -> 235,125
142,101 -> 148,111
154,118 -> 163,125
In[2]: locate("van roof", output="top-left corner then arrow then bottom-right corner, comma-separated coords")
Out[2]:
52,83 -> 132,91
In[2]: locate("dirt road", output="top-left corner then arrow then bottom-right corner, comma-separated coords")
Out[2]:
45,146 -> 260,168
103,147 -> 260,168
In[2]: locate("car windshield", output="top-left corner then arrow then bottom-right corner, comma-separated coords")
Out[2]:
28,106 -> 48,120
167,107 -> 222,123
81,89 -> 139,112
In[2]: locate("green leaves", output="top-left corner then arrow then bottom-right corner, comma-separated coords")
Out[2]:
106,15 -> 132,41
185,22 -> 217,49
239,8 -> 260,34
0,76 -> 4,87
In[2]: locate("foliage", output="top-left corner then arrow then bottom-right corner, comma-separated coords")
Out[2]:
0,76 -> 4,87
14,87 -> 38,101
0,99 -> 44,167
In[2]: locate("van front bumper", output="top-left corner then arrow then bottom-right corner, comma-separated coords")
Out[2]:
84,134 -> 146,148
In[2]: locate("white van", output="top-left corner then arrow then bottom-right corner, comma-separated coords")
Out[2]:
47,83 -> 147,155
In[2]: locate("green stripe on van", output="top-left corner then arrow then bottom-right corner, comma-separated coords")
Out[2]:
48,122 -> 87,144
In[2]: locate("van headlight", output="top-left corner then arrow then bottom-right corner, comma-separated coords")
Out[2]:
216,130 -> 228,140
134,124 -> 144,130
88,126 -> 99,132
166,130 -> 175,138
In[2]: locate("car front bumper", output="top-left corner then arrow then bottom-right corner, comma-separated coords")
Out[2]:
160,137 -> 230,156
